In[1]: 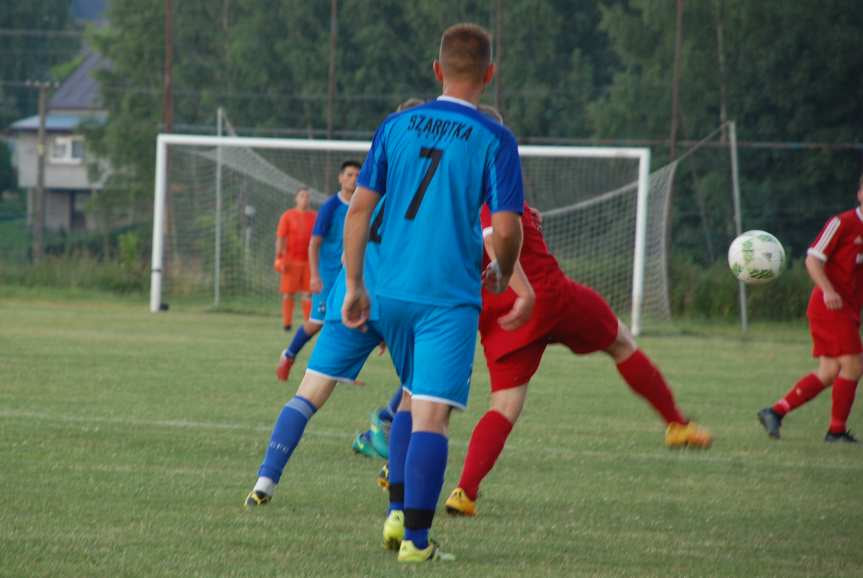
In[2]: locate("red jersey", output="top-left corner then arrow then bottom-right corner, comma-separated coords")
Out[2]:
277,208 -> 317,262
480,202 -> 572,358
480,202 -> 566,309
806,207 -> 863,321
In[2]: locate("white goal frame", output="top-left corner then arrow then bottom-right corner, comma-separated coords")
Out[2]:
150,134 -> 651,334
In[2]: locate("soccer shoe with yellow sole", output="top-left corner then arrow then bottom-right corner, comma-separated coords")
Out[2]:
398,539 -> 455,562
275,350 -> 294,381
382,510 -> 405,551
376,463 -> 389,491
244,490 -> 271,509
444,487 -> 477,517
665,421 -> 713,449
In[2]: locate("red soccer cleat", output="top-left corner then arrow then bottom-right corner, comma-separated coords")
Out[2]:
275,350 -> 294,381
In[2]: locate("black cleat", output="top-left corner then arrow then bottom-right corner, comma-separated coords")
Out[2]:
824,430 -> 858,444
757,407 -> 783,439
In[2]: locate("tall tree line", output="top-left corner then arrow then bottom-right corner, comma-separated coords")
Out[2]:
87,0 -> 863,259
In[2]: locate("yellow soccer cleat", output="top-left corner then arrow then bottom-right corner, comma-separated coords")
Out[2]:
665,421 -> 713,449
244,490 -> 271,509
397,539 -> 455,562
444,487 -> 477,517
376,463 -> 389,491
382,510 -> 405,551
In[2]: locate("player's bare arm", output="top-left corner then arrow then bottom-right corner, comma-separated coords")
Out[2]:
483,232 -> 534,330
805,254 -> 842,310
308,235 -> 323,293
485,211 -> 523,292
341,186 -> 380,328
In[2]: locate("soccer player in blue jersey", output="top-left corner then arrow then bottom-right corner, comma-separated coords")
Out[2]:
342,23 -> 525,563
277,160 -> 361,381
245,198 -> 400,506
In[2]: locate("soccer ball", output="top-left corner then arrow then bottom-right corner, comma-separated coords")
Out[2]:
728,230 -> 785,284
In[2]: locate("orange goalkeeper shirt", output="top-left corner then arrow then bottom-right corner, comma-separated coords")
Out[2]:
277,208 -> 317,262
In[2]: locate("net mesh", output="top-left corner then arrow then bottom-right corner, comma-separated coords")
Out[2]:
158,139 -> 671,328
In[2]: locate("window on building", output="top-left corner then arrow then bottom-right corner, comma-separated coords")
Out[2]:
50,136 -> 85,165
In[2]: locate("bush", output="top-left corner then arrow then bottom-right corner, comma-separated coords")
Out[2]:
669,255 -> 811,321
0,253 -> 147,294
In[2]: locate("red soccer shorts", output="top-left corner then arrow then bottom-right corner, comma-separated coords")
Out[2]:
481,280 -> 619,391
808,312 -> 863,358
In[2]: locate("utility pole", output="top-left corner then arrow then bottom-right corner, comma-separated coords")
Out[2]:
669,0 -> 684,161
162,0 -> 174,134
325,0 -> 338,194
494,0 -> 503,115
28,80 -> 57,263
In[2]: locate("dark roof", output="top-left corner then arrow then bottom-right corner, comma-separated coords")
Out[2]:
49,50 -> 109,112
9,114 -> 106,132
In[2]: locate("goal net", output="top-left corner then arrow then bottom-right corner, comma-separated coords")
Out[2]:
150,135 -> 670,333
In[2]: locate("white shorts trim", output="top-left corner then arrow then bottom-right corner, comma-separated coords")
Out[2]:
307,317 -> 324,325
304,368 -> 358,385
406,392 -> 466,411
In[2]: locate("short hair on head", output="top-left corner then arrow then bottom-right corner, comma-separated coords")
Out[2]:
397,98 -> 425,112
340,160 -> 361,173
478,104 -> 503,124
439,23 -> 492,83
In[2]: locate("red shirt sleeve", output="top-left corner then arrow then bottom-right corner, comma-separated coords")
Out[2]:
480,204 -> 492,230
808,215 -> 842,261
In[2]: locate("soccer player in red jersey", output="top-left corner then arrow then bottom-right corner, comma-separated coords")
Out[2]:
758,175 -> 863,443
274,188 -> 317,331
443,199 -> 713,516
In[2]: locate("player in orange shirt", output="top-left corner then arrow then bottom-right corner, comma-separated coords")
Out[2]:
274,188 -> 317,331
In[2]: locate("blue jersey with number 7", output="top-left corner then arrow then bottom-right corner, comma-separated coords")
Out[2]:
358,97 -> 524,309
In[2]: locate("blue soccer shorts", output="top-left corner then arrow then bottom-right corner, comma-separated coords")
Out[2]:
377,296 -> 478,410
306,320 -> 386,382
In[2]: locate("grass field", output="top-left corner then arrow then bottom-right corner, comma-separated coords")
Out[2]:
1,294 -> 861,577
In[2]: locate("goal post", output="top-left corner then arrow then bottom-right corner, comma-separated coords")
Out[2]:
149,134 -> 659,334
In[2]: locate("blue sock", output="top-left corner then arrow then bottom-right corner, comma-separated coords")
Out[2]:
387,411 -> 411,513
378,386 -> 403,423
286,326 -> 312,358
403,431 -> 448,550
257,396 -> 317,483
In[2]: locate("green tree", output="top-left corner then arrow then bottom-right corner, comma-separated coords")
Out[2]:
0,0 -> 80,128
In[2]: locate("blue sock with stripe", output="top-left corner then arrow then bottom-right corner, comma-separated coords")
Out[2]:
404,431 -> 448,550
286,326 -> 313,358
387,410 -> 411,513
257,396 -> 317,483
378,386 -> 403,423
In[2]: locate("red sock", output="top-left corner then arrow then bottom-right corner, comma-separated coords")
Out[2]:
829,376 -> 858,434
457,410 -> 513,501
772,373 -> 827,416
616,350 -> 686,425
301,298 -> 312,321
281,296 -> 295,327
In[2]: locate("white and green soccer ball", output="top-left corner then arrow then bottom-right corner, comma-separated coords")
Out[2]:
728,230 -> 786,284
